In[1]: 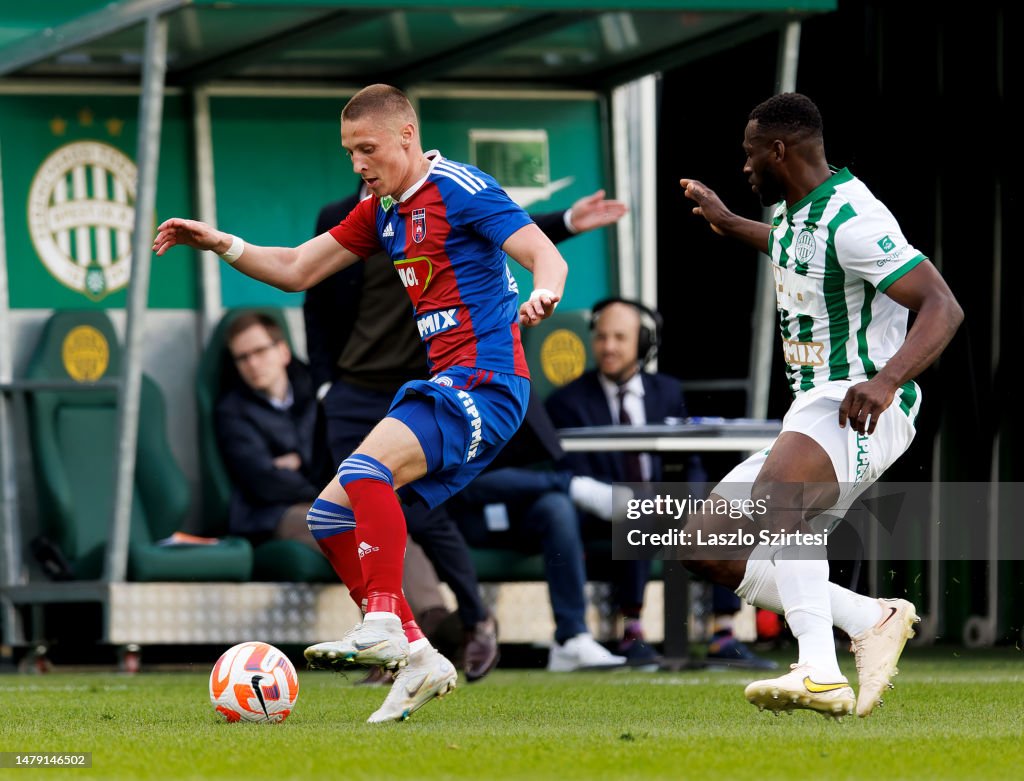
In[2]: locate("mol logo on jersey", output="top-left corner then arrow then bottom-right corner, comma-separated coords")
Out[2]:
27,140 -> 137,300
394,256 -> 433,306
417,308 -> 460,339
782,338 -> 825,366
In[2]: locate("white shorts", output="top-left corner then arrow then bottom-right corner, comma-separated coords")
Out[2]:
714,380 -> 919,528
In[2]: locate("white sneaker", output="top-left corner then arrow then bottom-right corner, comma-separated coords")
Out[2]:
547,634 -> 627,672
744,663 -> 855,719
367,647 -> 457,723
304,617 -> 410,671
850,597 -> 920,717
568,477 -> 633,521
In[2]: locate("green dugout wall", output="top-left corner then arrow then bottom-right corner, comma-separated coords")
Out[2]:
0,91 -> 195,308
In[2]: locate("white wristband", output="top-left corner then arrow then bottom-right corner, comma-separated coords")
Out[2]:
529,288 -> 558,309
219,234 -> 245,264
563,208 -> 578,234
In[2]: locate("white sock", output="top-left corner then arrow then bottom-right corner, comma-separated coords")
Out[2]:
830,589 -> 883,636
735,551 -> 783,612
774,546 -> 842,679
735,550 -> 884,637
409,638 -> 431,655
569,476 -> 614,520
364,611 -> 401,624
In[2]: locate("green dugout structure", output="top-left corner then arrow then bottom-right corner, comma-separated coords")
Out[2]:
0,1 -> 834,652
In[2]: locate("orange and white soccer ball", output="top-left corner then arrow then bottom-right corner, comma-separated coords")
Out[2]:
209,641 -> 299,723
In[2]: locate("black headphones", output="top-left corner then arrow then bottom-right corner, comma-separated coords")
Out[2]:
589,297 -> 663,368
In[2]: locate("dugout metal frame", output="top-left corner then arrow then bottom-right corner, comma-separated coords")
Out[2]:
0,0 -> 833,650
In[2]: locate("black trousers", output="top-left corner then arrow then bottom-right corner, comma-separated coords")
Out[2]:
322,378 -> 489,627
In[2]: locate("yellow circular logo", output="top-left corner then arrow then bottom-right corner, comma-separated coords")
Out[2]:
539,329 -> 585,387
62,326 -> 110,382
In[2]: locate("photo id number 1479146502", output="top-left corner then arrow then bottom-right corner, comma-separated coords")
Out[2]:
0,753 -> 92,768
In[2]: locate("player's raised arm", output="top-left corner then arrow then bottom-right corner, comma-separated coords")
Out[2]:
679,178 -> 771,254
153,218 -> 361,292
501,222 -> 568,326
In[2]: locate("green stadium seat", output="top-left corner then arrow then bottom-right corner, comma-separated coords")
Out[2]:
469,548 -> 546,582
25,310 -> 253,582
519,309 -> 594,402
196,308 -> 334,583
251,539 -> 336,583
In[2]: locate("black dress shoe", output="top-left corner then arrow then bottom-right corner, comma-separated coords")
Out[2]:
618,638 -> 661,669
462,616 -> 499,683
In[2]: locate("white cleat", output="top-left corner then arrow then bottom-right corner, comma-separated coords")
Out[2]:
547,633 -> 627,672
744,664 -> 855,720
367,647 -> 457,723
850,597 -> 920,717
304,617 -> 410,671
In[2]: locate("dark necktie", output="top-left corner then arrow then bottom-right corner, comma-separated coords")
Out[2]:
617,388 -> 645,483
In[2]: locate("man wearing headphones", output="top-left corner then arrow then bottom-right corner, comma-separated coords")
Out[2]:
546,298 -> 700,663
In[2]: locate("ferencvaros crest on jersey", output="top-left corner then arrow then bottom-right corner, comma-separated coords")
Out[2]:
795,228 -> 817,265
27,141 -> 137,301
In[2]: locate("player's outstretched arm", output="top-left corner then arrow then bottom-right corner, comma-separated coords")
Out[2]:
153,218 -> 361,292
838,261 -> 963,435
502,223 -> 568,327
680,178 -> 770,253
568,189 -> 628,233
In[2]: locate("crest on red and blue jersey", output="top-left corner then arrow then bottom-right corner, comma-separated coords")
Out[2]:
412,208 -> 427,243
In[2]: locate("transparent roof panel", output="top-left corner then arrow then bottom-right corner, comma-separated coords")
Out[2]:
448,11 -> 740,80
234,10 -> 541,81
0,1 -> 835,86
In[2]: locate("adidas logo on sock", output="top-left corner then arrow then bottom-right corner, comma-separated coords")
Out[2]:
382,222 -> 394,238
357,541 -> 381,559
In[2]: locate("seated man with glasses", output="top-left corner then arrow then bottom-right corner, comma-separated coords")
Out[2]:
216,312 -> 328,551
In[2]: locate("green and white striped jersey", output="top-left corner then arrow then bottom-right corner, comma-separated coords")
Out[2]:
768,167 -> 925,412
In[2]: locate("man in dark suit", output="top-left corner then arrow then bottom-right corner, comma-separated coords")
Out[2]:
546,298 -> 703,663
304,187 -> 627,681
216,312 -> 328,550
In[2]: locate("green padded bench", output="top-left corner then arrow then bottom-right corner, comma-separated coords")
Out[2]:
25,310 -> 252,582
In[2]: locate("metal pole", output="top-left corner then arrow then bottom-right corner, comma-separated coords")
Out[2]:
747,20 -> 801,418
192,87 -> 223,343
105,13 -> 168,582
0,135 -> 27,645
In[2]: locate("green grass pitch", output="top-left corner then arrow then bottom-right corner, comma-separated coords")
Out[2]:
2,649 -> 1021,780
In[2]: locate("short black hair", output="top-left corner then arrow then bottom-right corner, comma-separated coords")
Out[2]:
749,93 -> 823,140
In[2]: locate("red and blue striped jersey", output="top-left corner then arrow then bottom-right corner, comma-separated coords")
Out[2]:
329,151 -> 533,379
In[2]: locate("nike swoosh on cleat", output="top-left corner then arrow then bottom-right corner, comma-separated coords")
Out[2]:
405,678 -> 427,698
878,607 -> 898,628
803,677 -> 849,693
353,641 -> 385,651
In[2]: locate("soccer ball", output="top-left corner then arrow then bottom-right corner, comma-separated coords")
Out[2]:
209,641 -> 299,723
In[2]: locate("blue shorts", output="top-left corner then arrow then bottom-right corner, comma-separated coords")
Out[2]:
386,366 -> 530,510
